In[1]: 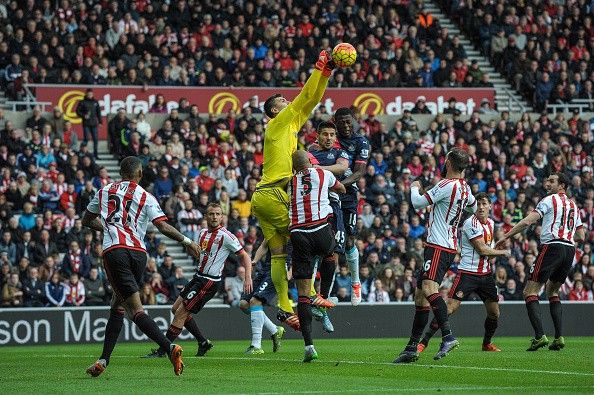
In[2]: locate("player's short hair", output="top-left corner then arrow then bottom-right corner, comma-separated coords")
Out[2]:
317,121 -> 337,132
446,147 -> 470,173
263,93 -> 282,119
206,202 -> 222,211
475,192 -> 490,204
334,107 -> 353,119
120,156 -> 143,179
553,172 -> 570,189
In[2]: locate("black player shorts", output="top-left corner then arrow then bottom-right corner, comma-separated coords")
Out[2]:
290,223 -> 336,280
448,271 -> 499,302
341,199 -> 358,237
416,244 -> 457,289
180,275 -> 220,314
241,269 -> 276,305
531,242 -> 576,284
330,200 -> 346,254
103,247 -> 147,300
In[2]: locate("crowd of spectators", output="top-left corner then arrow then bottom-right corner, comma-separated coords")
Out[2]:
0,0 -> 494,98
437,0 -> 594,111
2,86 -> 593,307
0,0 -> 593,308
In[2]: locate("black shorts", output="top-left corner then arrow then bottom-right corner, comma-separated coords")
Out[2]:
290,223 -> 335,280
330,200 -> 346,254
448,271 -> 499,302
341,198 -> 358,237
180,275 -> 220,314
416,244 -> 457,289
531,243 -> 575,284
103,248 -> 147,300
241,268 -> 276,305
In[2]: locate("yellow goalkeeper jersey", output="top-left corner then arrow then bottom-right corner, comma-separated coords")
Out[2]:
257,69 -> 328,189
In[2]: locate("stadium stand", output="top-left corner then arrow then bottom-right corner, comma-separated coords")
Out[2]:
0,1 -> 592,308
434,0 -> 594,112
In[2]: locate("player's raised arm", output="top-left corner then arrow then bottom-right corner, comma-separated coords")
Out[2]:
410,180 -> 432,210
271,51 -> 335,129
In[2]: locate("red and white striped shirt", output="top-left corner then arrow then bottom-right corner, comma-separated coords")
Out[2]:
86,181 -> 167,254
459,215 -> 495,274
196,226 -> 243,280
288,168 -> 337,230
423,179 -> 477,251
535,193 -> 583,246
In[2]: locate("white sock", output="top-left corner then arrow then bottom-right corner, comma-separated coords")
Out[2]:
346,246 -> 360,283
263,313 -> 278,335
305,344 -> 316,352
250,307 -> 264,349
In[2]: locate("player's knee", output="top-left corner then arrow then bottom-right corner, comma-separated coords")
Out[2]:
249,297 -> 262,307
421,283 -> 436,298
414,289 -> 427,306
239,299 -> 250,312
522,288 -> 533,299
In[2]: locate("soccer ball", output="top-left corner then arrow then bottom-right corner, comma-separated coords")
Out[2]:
332,43 -> 357,68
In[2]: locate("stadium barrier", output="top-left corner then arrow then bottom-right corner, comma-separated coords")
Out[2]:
1,302 -> 592,346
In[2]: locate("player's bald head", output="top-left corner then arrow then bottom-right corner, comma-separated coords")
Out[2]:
292,150 -> 311,172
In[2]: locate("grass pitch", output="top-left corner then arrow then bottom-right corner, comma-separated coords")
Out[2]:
1,338 -> 593,394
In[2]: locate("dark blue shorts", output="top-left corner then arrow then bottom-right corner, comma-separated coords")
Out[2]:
340,198 -> 358,237
241,269 -> 276,305
330,200 -> 346,254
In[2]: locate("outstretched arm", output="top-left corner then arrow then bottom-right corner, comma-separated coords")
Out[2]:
274,51 -> 334,128
496,211 -> 541,248
470,238 -> 511,257
154,220 -> 201,258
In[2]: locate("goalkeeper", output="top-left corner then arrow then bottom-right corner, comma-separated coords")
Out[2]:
251,50 -> 336,331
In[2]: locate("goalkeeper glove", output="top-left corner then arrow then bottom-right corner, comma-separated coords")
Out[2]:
315,50 -> 336,77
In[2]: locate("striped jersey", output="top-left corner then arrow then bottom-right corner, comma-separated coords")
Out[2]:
459,215 -> 495,274
535,193 -> 583,245
177,208 -> 203,233
288,167 -> 337,229
423,178 -> 476,251
86,181 -> 167,253
196,226 -> 243,280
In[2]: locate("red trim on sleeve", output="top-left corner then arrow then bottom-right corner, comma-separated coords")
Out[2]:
152,215 -> 168,224
423,192 -> 433,205
235,248 -> 245,255
469,235 -> 483,242
355,160 -> 367,164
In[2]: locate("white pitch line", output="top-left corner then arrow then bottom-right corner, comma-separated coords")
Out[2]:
17,354 -> 594,378
251,386 -> 594,395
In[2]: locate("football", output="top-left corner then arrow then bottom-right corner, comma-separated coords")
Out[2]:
332,43 -> 357,68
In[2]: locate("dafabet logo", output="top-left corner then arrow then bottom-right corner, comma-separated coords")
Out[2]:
208,92 -> 240,114
353,93 -> 384,115
57,90 -> 85,124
